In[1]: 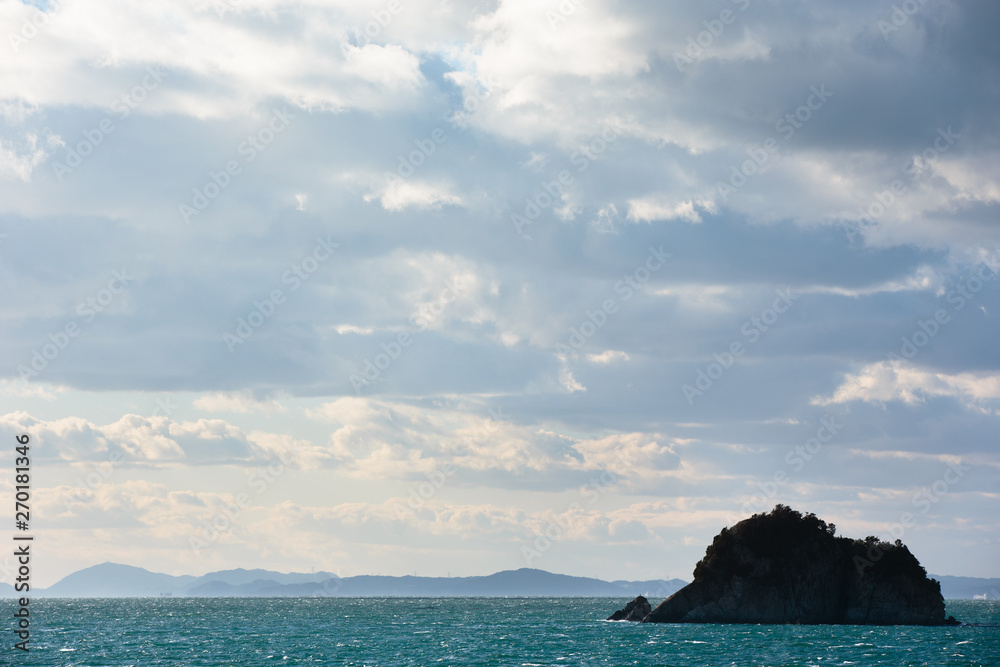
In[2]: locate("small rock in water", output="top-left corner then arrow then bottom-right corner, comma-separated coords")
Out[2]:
607,595 -> 651,622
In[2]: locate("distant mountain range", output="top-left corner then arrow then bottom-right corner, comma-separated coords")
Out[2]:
1,563 -> 688,598
932,575 -> 1000,600
2,563 -> 997,599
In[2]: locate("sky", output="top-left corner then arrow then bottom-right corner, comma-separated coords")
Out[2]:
1,0 -> 998,588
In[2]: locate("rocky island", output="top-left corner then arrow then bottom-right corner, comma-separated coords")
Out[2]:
609,505 -> 958,625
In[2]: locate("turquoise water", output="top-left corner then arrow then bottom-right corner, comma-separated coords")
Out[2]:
4,598 -> 997,666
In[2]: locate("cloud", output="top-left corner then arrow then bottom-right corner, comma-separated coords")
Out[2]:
2,0 -> 1000,582
799,265 -> 940,298
334,324 -> 374,335
192,391 -> 288,415
365,177 -> 463,211
813,361 -> 1000,409
37,480 -> 677,565
558,367 -> 586,393
586,350 -> 629,364
627,198 -> 716,224
301,396 -> 686,488
0,133 -> 53,181
0,379 -> 65,399
0,412 -> 301,465
0,0 -> 430,119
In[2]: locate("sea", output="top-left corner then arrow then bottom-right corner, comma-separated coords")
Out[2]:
4,598 -> 998,666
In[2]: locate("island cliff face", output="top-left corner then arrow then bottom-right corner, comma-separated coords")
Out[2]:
612,506 -> 953,625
